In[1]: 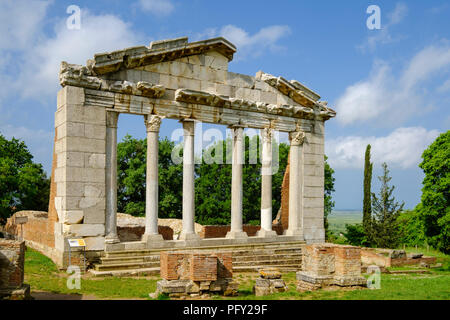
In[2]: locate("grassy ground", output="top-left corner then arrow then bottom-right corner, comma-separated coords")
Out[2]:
328,210 -> 362,235
24,247 -> 450,300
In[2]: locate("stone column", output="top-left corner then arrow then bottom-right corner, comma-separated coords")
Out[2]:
285,130 -> 305,237
226,126 -> 248,239
142,115 -> 164,243
179,119 -> 200,241
257,128 -> 277,237
105,111 -> 120,244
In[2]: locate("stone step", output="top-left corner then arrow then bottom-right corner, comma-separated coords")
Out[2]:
104,241 -> 304,258
233,264 -> 301,273
100,255 -> 160,265
89,267 -> 160,277
94,261 -> 160,271
234,258 -> 302,267
233,253 -> 301,262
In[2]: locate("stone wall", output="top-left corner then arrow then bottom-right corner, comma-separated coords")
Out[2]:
296,243 -> 366,291
0,240 -> 25,288
5,211 -> 54,248
199,224 -> 284,238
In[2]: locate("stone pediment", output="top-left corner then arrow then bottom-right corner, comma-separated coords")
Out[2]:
59,36 -> 336,125
90,37 -> 236,75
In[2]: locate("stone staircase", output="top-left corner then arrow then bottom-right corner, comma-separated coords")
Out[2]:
89,241 -> 304,277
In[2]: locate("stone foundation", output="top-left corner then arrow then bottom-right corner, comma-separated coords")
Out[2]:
253,268 -> 288,296
155,251 -> 237,297
0,239 -> 31,300
296,244 -> 366,291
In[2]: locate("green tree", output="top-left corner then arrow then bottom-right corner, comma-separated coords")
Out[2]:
416,131 -> 449,253
324,155 -> 335,238
343,223 -> 367,246
363,144 -> 373,237
370,162 -> 404,248
117,135 -> 183,218
397,209 -> 426,247
0,134 -> 50,224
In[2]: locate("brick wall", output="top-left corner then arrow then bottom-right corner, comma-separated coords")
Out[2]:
302,243 -> 362,278
0,240 -> 25,288
5,211 -> 54,248
200,224 -> 284,238
117,225 -> 173,241
160,251 -> 233,282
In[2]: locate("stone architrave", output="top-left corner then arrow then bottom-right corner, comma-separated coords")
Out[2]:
142,115 -> 164,243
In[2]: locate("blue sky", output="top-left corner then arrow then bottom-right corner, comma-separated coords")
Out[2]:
0,0 -> 449,210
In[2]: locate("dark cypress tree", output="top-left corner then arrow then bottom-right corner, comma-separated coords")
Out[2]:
363,144 -> 373,238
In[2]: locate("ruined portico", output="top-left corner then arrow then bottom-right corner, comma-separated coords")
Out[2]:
50,36 -> 336,267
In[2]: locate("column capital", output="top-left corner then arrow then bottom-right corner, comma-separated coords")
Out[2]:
289,130 -> 305,146
181,119 -> 196,136
261,127 -> 273,144
144,115 -> 163,132
106,111 -> 119,128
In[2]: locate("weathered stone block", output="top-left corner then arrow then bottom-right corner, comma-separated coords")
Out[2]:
63,224 -> 105,237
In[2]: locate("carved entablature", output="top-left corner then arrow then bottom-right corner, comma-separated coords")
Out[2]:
58,36 -> 337,126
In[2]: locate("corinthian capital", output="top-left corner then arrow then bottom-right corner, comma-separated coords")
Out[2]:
106,111 -> 119,128
289,130 -> 305,146
261,128 -> 273,144
144,115 -> 163,132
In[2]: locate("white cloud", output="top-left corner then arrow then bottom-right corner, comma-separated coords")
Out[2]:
195,25 -> 291,59
358,2 -> 408,52
0,0 -> 51,51
335,42 -> 450,126
18,10 -> 142,100
437,79 -> 450,93
325,127 -> 440,169
138,0 -> 174,16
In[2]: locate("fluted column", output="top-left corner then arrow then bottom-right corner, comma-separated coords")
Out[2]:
142,115 -> 164,243
179,119 -> 200,241
226,126 -> 248,239
257,128 -> 277,237
285,130 -> 305,237
105,111 -> 120,244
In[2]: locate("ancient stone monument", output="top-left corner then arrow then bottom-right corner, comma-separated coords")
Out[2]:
0,239 -> 31,299
24,36 -> 335,268
155,251 -> 237,297
253,268 -> 288,296
296,244 -> 366,291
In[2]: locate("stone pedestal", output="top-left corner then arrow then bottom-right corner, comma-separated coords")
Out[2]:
0,240 -> 32,300
296,244 -> 366,291
253,268 -> 288,296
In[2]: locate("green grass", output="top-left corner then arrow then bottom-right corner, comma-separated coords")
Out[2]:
25,248 -> 159,299
25,246 -> 450,300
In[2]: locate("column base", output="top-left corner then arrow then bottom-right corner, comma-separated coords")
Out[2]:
105,234 -> 120,244
178,232 -> 200,241
142,233 -> 164,243
284,229 -> 304,237
226,230 -> 248,239
256,229 -> 277,238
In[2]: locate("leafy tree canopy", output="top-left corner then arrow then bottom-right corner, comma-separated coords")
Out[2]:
0,134 -> 49,224
416,130 -> 450,253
